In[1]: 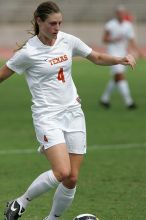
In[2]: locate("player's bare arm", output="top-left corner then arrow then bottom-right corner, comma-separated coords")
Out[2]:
129,38 -> 145,58
87,50 -> 136,68
103,30 -> 123,43
0,65 -> 14,83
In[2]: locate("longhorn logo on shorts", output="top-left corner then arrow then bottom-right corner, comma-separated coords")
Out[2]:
44,135 -> 48,142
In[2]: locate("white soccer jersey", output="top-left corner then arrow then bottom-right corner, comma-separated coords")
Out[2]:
6,31 -> 92,119
105,19 -> 135,56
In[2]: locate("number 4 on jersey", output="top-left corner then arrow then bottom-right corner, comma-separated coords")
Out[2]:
57,68 -> 65,83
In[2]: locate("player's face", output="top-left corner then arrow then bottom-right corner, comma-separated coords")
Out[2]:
116,10 -> 125,22
37,12 -> 62,40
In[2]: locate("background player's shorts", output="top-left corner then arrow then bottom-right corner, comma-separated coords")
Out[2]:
110,64 -> 126,74
34,108 -> 86,154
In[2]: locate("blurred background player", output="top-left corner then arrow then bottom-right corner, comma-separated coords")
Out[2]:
100,5 -> 143,109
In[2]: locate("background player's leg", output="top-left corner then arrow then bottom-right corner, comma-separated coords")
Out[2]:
100,79 -> 115,107
115,73 -> 136,108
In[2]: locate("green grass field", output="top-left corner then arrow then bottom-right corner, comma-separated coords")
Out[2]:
0,59 -> 146,220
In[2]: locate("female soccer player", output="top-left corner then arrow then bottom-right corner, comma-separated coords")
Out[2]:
1,1 -> 135,220
100,5 -> 143,109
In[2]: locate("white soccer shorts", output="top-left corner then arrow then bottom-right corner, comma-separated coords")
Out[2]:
34,108 -> 87,154
110,64 -> 126,74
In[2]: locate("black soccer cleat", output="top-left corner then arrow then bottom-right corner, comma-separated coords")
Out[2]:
127,102 -> 137,110
100,100 -> 111,109
4,200 -> 25,220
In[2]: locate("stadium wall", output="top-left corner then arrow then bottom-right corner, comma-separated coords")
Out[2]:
0,0 -> 146,23
0,22 -> 145,48
0,0 -> 146,58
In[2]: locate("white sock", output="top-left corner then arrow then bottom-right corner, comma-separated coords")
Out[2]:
117,80 -> 133,106
46,183 -> 76,220
101,80 -> 115,103
17,170 -> 59,208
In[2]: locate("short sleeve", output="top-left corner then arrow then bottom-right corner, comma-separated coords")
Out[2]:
72,36 -> 92,57
126,23 -> 135,39
6,48 -> 31,75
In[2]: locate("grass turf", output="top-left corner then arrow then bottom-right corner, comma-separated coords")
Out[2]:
0,59 -> 146,220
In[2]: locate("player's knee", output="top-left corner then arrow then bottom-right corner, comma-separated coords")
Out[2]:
69,175 -> 78,186
55,168 -> 71,182
62,173 -> 79,188
114,73 -> 125,82
66,173 -> 78,188
62,176 -> 78,188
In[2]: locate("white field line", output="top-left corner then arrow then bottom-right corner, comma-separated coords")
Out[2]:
0,149 -> 36,155
87,142 -> 146,151
0,143 -> 146,155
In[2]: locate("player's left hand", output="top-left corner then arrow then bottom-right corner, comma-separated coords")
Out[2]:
122,54 -> 136,69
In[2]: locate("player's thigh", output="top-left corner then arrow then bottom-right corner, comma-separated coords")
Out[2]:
63,153 -> 84,188
44,143 -> 71,180
69,153 -> 84,178
63,131 -> 85,187
37,128 -> 71,179
44,143 -> 70,169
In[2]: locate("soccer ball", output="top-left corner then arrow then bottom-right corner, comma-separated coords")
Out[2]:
73,213 -> 99,220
